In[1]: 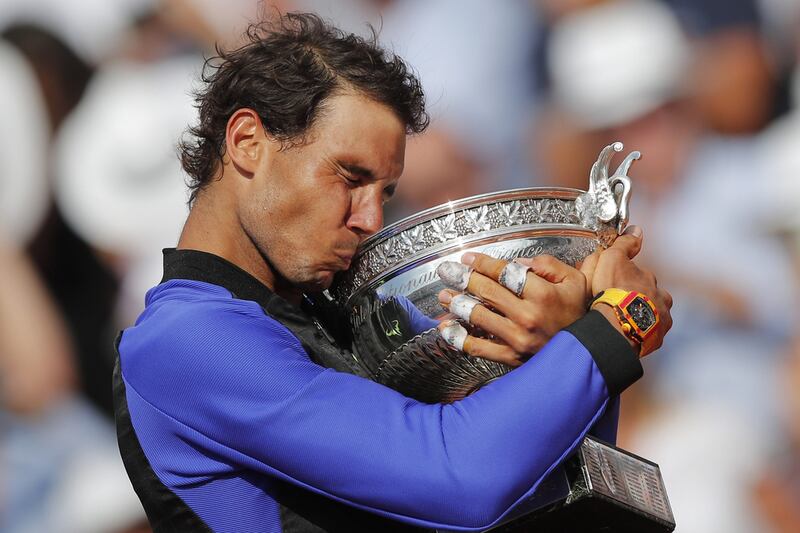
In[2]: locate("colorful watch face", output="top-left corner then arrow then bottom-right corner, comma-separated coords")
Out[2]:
626,296 -> 657,332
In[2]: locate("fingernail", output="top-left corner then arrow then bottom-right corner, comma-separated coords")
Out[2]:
437,261 -> 472,290
461,252 -> 476,266
439,320 -> 467,351
624,225 -> 642,238
450,294 -> 480,322
438,290 -> 453,304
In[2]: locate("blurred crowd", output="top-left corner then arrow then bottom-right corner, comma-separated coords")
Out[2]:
1,0 -> 800,531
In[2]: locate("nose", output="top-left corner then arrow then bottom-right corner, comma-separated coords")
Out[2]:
346,193 -> 384,239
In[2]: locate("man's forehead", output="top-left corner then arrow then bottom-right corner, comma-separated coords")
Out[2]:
318,93 -> 405,134
314,95 -> 406,177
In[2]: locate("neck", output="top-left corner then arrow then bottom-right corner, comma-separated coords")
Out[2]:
177,185 -> 303,306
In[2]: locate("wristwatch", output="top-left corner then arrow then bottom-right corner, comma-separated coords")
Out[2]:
590,289 -> 660,355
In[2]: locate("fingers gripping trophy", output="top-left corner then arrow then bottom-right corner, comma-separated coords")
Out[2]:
327,142 -> 675,532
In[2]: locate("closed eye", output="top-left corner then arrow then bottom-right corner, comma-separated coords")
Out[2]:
383,183 -> 397,202
341,163 -> 375,181
336,160 -> 397,201
342,172 -> 359,185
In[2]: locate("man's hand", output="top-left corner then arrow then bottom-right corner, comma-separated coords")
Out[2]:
579,225 -> 673,356
437,252 -> 588,366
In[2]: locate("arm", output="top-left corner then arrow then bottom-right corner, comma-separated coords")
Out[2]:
0,233 -> 75,413
120,291 -> 639,530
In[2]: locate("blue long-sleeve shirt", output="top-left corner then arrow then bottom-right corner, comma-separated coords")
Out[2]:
114,249 -> 641,532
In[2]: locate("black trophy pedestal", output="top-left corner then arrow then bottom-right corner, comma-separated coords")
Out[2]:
482,436 -> 675,533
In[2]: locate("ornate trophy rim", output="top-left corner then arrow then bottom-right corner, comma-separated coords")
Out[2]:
360,186 -> 586,254
352,225 -> 599,304
332,188 -> 610,306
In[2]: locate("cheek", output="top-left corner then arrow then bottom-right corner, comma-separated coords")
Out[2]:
323,182 -> 353,221
241,198 -> 277,250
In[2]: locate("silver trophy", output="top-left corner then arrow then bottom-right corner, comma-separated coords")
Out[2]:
327,142 -> 675,532
329,141 -> 640,403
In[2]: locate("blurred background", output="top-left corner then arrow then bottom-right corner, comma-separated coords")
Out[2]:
1,0 -> 799,531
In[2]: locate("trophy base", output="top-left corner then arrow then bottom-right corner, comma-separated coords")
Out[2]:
482,436 -> 675,533
489,498 -> 673,533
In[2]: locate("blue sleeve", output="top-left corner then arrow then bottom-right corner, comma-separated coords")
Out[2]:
395,294 -> 439,334
120,296 -> 639,531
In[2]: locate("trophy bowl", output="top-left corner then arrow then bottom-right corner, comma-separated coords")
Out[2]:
328,142 -> 640,403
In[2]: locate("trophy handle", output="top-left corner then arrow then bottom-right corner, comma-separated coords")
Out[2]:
578,142 -> 641,235
610,149 -> 640,234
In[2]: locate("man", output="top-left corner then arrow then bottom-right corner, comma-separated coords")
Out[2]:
114,13 -> 672,533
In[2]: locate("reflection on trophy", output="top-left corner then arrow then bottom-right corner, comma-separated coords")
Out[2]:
328,142 -> 676,532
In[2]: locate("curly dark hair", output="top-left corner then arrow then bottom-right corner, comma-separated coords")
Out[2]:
179,12 -> 429,203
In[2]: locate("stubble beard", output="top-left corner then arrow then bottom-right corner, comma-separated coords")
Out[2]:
258,240 -> 332,294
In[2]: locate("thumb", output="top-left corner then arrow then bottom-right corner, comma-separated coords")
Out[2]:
611,225 -> 643,259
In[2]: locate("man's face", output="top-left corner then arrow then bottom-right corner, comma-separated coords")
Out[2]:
240,92 -> 406,292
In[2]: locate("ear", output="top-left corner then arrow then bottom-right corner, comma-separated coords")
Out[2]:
225,108 -> 267,176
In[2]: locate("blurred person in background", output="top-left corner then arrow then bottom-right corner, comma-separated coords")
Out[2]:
753,254 -> 800,531
48,0 -> 296,340
752,20 -> 800,527
0,37 -> 49,248
753,341 -> 800,532
539,0 -> 795,411
662,0 -> 775,134
532,0 -> 797,530
0,21 -> 196,530
9,0 -> 263,416
0,20 -> 149,533
0,232 -> 148,533
0,232 -> 74,429
1,22 -> 120,418
531,0 -> 778,182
